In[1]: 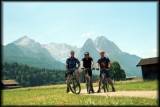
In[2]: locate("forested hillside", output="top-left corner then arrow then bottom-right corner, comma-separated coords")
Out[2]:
2,62 -> 66,86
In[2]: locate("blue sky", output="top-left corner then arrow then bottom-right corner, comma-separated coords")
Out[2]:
3,2 -> 157,58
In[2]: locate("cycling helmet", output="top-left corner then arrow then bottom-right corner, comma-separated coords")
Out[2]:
84,52 -> 89,55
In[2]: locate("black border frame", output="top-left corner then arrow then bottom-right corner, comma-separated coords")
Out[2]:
0,0 -> 159,107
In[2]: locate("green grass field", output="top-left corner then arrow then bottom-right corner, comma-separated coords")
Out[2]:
2,80 -> 158,106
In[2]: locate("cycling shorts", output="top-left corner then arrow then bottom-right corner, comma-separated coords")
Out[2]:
100,69 -> 110,78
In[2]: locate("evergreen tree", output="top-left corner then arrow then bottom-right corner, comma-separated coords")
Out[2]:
110,61 -> 126,81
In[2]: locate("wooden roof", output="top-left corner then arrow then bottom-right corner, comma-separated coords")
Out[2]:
137,57 -> 159,66
2,80 -> 19,85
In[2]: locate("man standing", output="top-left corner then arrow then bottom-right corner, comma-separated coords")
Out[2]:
97,51 -> 115,92
66,50 -> 80,93
82,52 -> 94,93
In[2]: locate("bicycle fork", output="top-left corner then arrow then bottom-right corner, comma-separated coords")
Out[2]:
85,74 -> 92,94
101,74 -> 109,92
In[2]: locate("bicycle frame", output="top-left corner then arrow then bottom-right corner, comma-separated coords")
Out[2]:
66,70 -> 81,94
82,68 -> 93,94
97,68 -> 109,92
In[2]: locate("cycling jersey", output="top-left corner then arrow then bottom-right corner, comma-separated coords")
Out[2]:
82,57 -> 93,68
97,57 -> 110,69
100,69 -> 110,78
66,57 -> 80,70
97,57 -> 111,78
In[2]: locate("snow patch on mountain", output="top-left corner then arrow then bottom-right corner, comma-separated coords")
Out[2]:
43,42 -> 80,63
4,35 -> 142,77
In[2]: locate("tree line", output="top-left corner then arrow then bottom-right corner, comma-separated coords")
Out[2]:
110,61 -> 126,81
2,62 -> 66,87
2,61 -> 126,87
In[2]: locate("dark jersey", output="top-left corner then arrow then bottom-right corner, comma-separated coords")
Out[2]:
97,57 -> 110,69
82,57 -> 93,68
66,57 -> 80,69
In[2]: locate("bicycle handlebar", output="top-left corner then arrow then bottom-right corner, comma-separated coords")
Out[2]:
67,68 -> 79,71
95,68 -> 110,71
81,67 -> 110,71
81,67 -> 95,70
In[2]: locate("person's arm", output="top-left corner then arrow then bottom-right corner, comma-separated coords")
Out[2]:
98,63 -> 100,68
77,59 -> 80,69
97,59 -> 100,70
82,58 -> 84,68
108,62 -> 111,68
66,59 -> 69,70
76,59 -> 81,80
108,58 -> 111,68
91,58 -> 94,68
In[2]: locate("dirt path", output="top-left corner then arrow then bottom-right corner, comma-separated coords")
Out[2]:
80,87 -> 157,99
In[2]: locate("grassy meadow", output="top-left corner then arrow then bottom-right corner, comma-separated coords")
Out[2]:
2,80 -> 158,106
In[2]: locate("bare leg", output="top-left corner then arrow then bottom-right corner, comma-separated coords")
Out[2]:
76,70 -> 80,82
104,78 -> 109,92
66,75 -> 71,93
106,77 -> 115,92
97,78 -> 102,92
90,77 -> 94,92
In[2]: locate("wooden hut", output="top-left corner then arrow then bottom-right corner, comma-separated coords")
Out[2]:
137,57 -> 159,80
1,80 -> 20,89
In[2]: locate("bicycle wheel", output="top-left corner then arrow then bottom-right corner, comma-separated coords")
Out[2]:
103,83 -> 107,92
101,73 -> 107,92
106,82 -> 109,92
69,78 -> 81,94
86,79 -> 90,94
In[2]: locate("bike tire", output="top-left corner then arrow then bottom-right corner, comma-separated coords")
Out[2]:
103,83 -> 106,92
86,80 -> 90,94
69,79 -> 81,94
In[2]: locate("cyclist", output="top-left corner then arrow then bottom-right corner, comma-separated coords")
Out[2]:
82,52 -> 95,93
97,51 -> 115,92
66,50 -> 80,93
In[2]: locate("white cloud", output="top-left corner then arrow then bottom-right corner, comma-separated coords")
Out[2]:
140,48 -> 157,58
81,32 -> 96,38
123,47 -> 157,58
151,48 -> 157,57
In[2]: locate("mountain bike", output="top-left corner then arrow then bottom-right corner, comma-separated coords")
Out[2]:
97,68 -> 109,92
101,71 -> 109,92
81,68 -> 94,94
66,69 -> 81,94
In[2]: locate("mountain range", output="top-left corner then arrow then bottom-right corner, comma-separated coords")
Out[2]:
3,36 -> 65,70
3,36 -> 142,77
